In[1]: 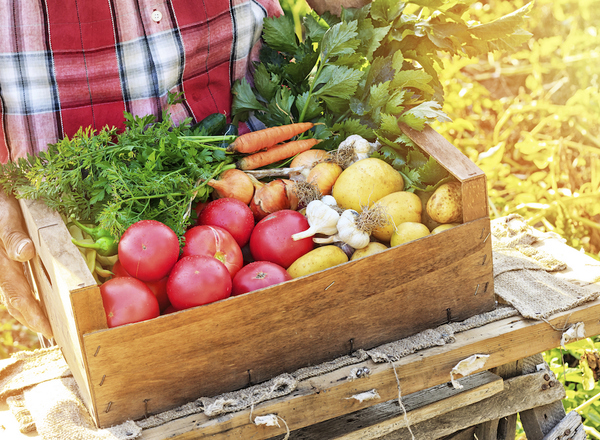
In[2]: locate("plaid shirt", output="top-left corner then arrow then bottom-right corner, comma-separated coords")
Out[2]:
0,0 -> 282,163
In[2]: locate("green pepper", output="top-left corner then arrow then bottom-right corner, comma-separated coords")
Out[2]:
70,218 -> 119,256
70,218 -> 113,241
72,236 -> 119,257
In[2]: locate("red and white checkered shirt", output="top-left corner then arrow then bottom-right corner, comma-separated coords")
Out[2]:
0,0 -> 282,163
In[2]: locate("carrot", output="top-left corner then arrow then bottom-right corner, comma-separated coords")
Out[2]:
236,138 -> 321,171
227,122 -> 314,154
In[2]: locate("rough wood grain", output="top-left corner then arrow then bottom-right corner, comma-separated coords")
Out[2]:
398,124 -> 488,223
138,290 -> 600,440
440,427 -> 476,440
19,198 -> 106,424
521,401 -> 569,440
83,215 -> 493,427
474,359 -> 524,440
273,371 -> 503,440
363,370 -> 564,440
542,411 -> 583,440
398,124 -> 485,183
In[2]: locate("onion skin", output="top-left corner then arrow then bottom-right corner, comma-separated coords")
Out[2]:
307,162 -> 343,196
208,169 -> 254,205
290,149 -> 331,181
250,179 -> 299,221
290,149 -> 330,169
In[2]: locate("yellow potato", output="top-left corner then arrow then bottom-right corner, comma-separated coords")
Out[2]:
426,182 -> 463,224
415,189 -> 441,231
287,245 -> 349,278
390,222 -> 430,247
371,191 -> 422,242
350,242 -> 388,260
431,223 -> 461,234
332,158 -> 404,212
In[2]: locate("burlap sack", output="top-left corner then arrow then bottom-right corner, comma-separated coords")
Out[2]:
491,215 -> 600,319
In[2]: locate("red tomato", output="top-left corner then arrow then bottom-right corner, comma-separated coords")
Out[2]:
249,210 -> 314,268
118,220 -> 180,282
100,277 -> 160,328
232,261 -> 292,296
111,260 -> 131,278
198,198 -> 255,247
161,304 -> 179,315
145,276 -> 171,312
181,225 -> 243,278
111,260 -> 170,311
167,255 -> 232,310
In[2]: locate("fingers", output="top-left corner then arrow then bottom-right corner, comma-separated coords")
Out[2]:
0,246 -> 53,340
0,191 -> 36,262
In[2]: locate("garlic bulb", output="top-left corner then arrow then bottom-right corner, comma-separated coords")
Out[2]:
313,209 -> 370,249
291,200 -> 340,241
336,209 -> 370,249
338,135 -> 379,163
321,195 -> 338,208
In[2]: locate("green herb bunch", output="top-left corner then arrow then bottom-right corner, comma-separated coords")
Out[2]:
232,0 -> 532,191
0,106 -> 233,238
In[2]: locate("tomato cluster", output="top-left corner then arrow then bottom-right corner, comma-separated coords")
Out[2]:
100,198 -> 313,328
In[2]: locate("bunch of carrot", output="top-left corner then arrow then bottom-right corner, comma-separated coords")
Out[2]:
229,122 -> 320,170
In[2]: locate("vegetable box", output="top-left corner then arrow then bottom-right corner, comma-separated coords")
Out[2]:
20,124 -> 494,428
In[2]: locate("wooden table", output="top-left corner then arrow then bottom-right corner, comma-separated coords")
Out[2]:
1,237 -> 599,439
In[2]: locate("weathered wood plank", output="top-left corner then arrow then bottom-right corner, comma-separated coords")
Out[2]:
542,411 -> 583,440
440,427 -> 476,440
19,198 -> 106,425
354,370 -> 563,440
283,371 -> 503,440
135,290 -> 600,440
398,124 -> 485,182
474,359 -> 524,440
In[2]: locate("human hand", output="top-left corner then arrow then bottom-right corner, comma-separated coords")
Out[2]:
305,0 -> 370,16
0,191 -> 53,339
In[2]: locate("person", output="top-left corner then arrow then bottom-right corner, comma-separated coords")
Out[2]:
0,0 -> 368,340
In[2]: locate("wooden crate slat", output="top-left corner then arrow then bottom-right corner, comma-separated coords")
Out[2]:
81,217 -> 493,427
399,124 -> 485,182
19,198 -> 107,424
139,297 -> 600,440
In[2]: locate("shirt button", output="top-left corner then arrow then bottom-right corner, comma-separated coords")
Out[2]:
151,10 -> 162,22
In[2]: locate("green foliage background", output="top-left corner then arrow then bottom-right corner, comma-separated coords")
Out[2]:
2,0 -> 599,435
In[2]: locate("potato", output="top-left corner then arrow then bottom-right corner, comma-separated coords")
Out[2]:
350,242 -> 388,260
371,191 -> 422,242
287,245 -> 349,278
390,222 -> 430,246
431,223 -> 460,234
426,182 -> 463,224
332,158 -> 404,212
415,189 -> 441,231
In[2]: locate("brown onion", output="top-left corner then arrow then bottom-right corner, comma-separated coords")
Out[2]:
290,149 -> 331,181
307,162 -> 343,196
250,179 -> 299,221
207,169 -> 255,205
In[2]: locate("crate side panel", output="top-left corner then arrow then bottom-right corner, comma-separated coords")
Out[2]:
461,175 -> 489,223
83,218 -> 494,427
27,256 -> 98,419
399,123 -> 484,182
19,198 -> 104,423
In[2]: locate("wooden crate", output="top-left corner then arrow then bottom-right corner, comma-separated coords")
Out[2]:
20,124 -> 495,428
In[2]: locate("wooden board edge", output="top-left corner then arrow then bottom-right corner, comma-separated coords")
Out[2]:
137,297 -> 600,439
399,123 -> 484,182
461,176 -> 489,223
